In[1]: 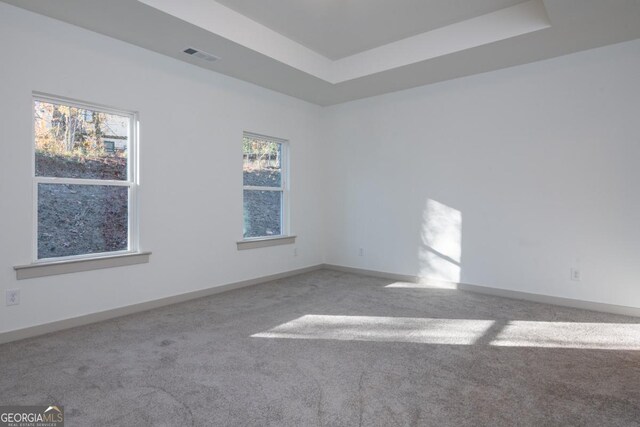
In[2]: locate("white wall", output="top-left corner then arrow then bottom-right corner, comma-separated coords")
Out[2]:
2,3 -> 639,335
324,39 -> 640,308
0,3 -> 326,333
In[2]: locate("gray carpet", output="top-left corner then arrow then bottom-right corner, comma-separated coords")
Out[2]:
1,269 -> 639,426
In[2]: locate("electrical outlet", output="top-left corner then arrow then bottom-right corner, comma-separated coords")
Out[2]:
293,247 -> 298,257
6,289 -> 20,306
358,248 -> 364,257
570,268 -> 581,282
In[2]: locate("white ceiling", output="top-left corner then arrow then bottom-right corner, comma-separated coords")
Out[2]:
2,0 -> 640,106
214,0 -> 526,59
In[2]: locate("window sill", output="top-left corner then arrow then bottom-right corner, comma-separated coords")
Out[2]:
14,251 -> 151,280
236,235 -> 296,250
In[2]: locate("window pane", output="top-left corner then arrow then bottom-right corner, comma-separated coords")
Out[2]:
38,184 -> 128,259
34,100 -> 129,180
243,190 -> 282,238
243,137 -> 281,187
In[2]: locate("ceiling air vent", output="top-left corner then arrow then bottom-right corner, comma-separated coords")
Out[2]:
183,47 -> 219,62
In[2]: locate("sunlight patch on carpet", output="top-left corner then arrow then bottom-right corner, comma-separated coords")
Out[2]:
252,315 -> 640,350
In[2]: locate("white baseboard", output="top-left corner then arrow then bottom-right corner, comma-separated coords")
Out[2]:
0,264 -> 324,345
3,263 -> 638,345
322,264 -> 640,318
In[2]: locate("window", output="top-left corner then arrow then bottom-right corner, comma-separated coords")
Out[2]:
242,132 -> 288,239
33,94 -> 138,261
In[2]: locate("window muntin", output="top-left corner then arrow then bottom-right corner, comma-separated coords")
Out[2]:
242,133 -> 288,239
33,95 -> 137,261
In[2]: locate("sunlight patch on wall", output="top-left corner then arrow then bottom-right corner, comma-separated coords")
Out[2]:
419,199 -> 462,282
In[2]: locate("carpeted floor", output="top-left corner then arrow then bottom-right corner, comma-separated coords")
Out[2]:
1,269 -> 639,426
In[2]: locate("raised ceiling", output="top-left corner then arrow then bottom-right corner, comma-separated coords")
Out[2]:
2,0 -> 640,106
215,0 -> 526,59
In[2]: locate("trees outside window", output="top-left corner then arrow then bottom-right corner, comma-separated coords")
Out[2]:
242,133 -> 289,239
33,95 -> 138,260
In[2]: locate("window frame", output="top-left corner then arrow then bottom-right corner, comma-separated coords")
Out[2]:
241,131 -> 290,241
32,93 -> 140,263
